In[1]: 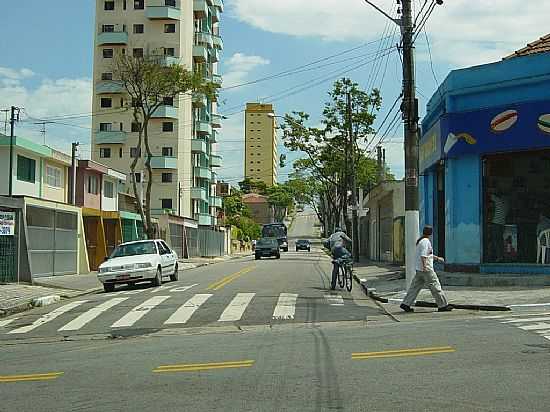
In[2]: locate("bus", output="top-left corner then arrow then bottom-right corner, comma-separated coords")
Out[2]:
261,223 -> 288,252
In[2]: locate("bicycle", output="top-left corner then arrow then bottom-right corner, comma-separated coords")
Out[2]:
331,255 -> 353,292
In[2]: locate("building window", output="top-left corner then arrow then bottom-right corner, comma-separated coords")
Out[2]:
99,122 -> 112,132
163,96 -> 174,106
161,198 -> 173,210
134,0 -> 144,10
164,24 -> 176,34
130,147 -> 141,158
102,24 -> 115,33
131,122 -> 141,132
162,173 -> 173,183
133,48 -> 144,58
88,175 -> 99,195
16,155 -> 35,183
104,181 -> 114,198
103,48 -> 114,58
123,0 -> 127,9
133,24 -> 144,34
162,147 -> 173,157
164,47 -> 175,56
119,148 -> 123,158
104,1 -> 115,10
45,165 -> 63,188
162,122 -> 173,132
165,0 -> 176,6
134,172 -> 141,183
100,97 -> 112,108
100,148 -> 111,158
101,73 -> 113,81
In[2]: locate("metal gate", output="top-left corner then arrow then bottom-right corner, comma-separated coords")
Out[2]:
198,228 -> 224,257
169,223 -> 184,257
0,230 -> 18,283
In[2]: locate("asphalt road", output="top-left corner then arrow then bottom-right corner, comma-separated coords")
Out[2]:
2,211 -> 550,411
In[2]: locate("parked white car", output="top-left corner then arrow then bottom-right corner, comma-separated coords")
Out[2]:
97,239 -> 178,292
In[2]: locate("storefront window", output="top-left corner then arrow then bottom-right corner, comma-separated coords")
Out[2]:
483,150 -> 550,264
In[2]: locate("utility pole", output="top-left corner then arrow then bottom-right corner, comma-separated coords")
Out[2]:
346,91 -> 360,262
70,142 -> 79,205
8,106 -> 21,197
401,0 -> 420,288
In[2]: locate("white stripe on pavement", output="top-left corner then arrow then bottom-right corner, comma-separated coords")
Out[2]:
218,293 -> 255,322
9,301 -> 87,334
272,293 -> 298,320
0,318 -> 17,327
502,317 -> 550,324
169,284 -> 198,293
518,322 -> 550,331
484,311 -> 550,319
324,294 -> 344,306
164,294 -> 212,325
58,297 -> 129,331
111,296 -> 170,328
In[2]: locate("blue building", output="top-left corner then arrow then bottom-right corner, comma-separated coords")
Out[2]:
419,35 -> 550,275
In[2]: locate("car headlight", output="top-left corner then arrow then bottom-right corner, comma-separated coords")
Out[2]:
99,267 -> 110,274
136,262 -> 153,269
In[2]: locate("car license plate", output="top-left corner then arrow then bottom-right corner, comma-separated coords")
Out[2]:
116,274 -> 130,280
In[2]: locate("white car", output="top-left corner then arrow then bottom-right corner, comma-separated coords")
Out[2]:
98,239 -> 178,292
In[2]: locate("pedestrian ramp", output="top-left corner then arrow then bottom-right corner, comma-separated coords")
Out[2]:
485,312 -> 550,342
1,291 -> 352,336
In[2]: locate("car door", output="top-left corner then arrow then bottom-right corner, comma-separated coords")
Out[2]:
156,241 -> 170,271
160,241 -> 176,270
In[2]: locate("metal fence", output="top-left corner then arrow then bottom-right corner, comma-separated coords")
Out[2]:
184,227 -> 224,257
0,231 -> 17,283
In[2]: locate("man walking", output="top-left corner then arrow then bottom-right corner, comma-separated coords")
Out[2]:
400,226 -> 453,312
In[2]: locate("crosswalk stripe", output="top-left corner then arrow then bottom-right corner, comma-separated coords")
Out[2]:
0,318 -> 17,327
58,297 -> 129,331
502,317 -> 550,324
8,301 -> 87,334
518,322 -> 550,331
324,294 -> 344,306
164,294 -> 212,325
111,296 -> 170,328
218,293 -> 255,322
272,293 -> 298,320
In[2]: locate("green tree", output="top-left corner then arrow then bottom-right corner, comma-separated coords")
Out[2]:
238,178 -> 268,195
266,184 -> 294,222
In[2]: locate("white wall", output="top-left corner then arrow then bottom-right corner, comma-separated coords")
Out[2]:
102,176 -> 118,211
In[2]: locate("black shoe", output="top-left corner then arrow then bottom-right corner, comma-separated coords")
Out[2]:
400,303 -> 414,312
438,305 -> 453,312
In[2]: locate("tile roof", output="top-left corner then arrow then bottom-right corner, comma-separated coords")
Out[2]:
504,34 -> 550,59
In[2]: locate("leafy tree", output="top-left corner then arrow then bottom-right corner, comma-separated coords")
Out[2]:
113,53 -> 217,238
266,184 -> 294,222
238,178 -> 268,195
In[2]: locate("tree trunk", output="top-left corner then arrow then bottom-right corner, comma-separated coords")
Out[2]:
130,109 -> 147,235
142,115 -> 155,239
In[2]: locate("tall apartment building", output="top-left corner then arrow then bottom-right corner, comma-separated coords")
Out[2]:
91,0 -> 224,227
244,103 -> 278,187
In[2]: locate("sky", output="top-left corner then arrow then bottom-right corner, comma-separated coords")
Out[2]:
0,0 -> 547,185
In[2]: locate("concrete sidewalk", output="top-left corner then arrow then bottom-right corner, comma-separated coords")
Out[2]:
353,260 -> 550,310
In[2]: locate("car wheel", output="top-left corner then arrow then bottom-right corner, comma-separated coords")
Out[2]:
103,283 -> 115,293
152,267 -> 162,287
170,263 -> 178,282
308,248 -> 311,252
255,255 -> 261,260
276,253 -> 281,259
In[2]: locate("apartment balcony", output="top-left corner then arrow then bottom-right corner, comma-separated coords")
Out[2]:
95,130 -> 127,145
212,34 -> 223,50
194,166 -> 211,179
97,31 -> 128,45
96,80 -> 125,94
211,113 -> 222,128
210,48 -> 220,63
192,93 -> 207,108
210,196 -> 222,208
150,156 -> 177,169
159,55 -> 180,66
213,0 -> 224,12
191,139 -> 207,154
146,6 -> 181,20
211,6 -> 220,23
193,0 -> 208,18
212,73 -> 222,86
191,187 -> 208,202
210,154 -> 222,168
210,129 -> 218,143
195,120 -> 212,135
152,105 -> 178,118
195,31 -> 213,48
193,44 -> 208,62
195,213 -> 213,226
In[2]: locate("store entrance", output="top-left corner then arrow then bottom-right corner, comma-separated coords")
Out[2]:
483,150 -> 550,264
435,164 -> 446,258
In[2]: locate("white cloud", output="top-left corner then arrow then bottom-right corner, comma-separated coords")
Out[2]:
0,66 -> 35,80
222,52 -> 270,88
231,0 -> 548,67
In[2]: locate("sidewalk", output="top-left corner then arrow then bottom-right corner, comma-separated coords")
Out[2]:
353,260 -> 550,310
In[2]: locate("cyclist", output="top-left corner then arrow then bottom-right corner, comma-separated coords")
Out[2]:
326,227 -> 352,289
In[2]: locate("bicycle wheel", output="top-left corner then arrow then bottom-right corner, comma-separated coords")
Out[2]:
338,265 -> 345,288
345,264 -> 353,292
330,263 -> 337,290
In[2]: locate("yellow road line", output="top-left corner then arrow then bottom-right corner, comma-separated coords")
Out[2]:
0,372 -> 64,383
352,346 -> 455,360
153,360 -> 255,373
206,266 -> 255,291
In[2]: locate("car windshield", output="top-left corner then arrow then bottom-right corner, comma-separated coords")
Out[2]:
257,238 -> 277,247
110,241 -> 157,258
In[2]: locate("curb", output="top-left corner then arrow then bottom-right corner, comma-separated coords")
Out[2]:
352,273 -> 511,312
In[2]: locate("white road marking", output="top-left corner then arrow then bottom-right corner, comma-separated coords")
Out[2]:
170,284 -> 198,293
272,293 -> 298,320
484,311 -> 550,319
164,294 -> 212,325
111,296 -> 170,328
502,317 -> 550,324
0,318 -> 17,327
534,329 -> 550,335
120,289 -> 147,295
508,303 -> 550,308
58,297 -> 129,331
218,293 -> 255,322
9,301 -> 87,334
518,322 -> 550,331
324,294 -> 344,306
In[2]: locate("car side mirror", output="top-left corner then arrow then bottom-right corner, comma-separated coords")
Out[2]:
104,256 -> 109,262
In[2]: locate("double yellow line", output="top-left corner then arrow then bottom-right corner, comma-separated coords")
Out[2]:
206,266 -> 255,291
153,360 -> 255,374
352,346 -> 455,361
0,372 -> 64,383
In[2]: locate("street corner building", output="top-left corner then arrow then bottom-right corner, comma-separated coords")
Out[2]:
419,34 -> 550,275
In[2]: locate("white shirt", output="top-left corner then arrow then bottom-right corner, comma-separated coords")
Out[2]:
416,238 -> 434,272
